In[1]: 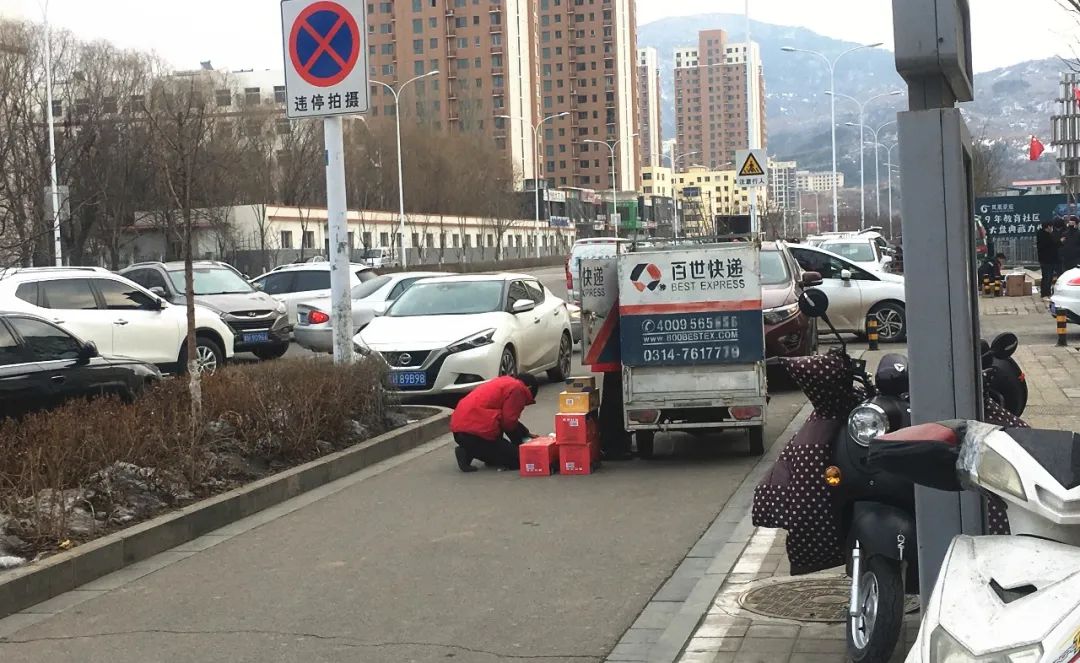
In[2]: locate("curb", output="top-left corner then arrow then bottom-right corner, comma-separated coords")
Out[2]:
0,405 -> 450,621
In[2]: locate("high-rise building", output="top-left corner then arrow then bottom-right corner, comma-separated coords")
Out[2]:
363,0 -> 538,184
673,29 -> 765,171
637,47 -> 662,169
796,170 -> 845,192
535,0 -> 639,192
768,160 -> 799,212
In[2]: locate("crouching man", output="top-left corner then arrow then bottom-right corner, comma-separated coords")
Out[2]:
450,373 -> 540,472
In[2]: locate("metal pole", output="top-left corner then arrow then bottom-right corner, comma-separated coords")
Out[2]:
324,116 -> 354,364
874,140 -> 882,220
829,64 -> 838,231
887,144 -> 896,238
858,111 -> 866,229
610,142 -> 617,238
535,145 -> 542,258
43,11 -> 63,266
746,0 -> 759,236
392,89 -> 407,268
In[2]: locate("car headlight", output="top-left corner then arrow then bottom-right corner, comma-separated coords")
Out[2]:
276,302 -> 287,315
568,306 -> 581,321
974,444 -> 1027,501
763,303 -> 799,326
930,626 -> 1042,662
848,403 -> 889,447
447,329 -> 496,354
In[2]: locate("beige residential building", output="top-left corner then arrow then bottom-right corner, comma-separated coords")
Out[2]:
673,165 -> 768,225
637,47 -> 663,169
796,170 -> 845,192
673,29 -> 766,171
641,165 -> 673,198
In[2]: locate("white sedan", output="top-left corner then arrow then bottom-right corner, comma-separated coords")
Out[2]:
818,238 -> 893,274
357,274 -> 574,396
787,244 -> 908,342
1050,267 -> 1080,323
294,271 -> 448,353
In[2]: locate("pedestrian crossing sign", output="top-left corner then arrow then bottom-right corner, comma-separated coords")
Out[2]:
736,149 -> 768,187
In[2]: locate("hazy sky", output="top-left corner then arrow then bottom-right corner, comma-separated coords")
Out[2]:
1,0 -> 1076,73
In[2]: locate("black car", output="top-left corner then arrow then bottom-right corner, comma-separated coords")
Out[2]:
0,312 -> 161,419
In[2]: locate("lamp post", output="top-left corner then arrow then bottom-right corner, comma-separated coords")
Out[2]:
40,3 -> 63,265
870,141 -> 901,239
847,119 -> 897,222
662,151 -> 698,240
372,70 -> 439,269
585,134 -> 638,237
827,90 -> 902,229
498,112 -> 569,258
781,42 -> 883,232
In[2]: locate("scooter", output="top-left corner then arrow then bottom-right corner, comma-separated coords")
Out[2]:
755,289 -> 1028,663
870,420 -> 1080,663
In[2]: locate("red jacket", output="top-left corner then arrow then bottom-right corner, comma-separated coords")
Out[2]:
450,376 -> 535,440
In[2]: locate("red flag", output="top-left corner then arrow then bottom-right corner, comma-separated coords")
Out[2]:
1030,136 -> 1046,161
1073,87 -> 1080,103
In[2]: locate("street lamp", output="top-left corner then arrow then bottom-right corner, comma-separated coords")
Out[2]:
847,119 -> 897,221
869,141 -> 901,239
781,42 -> 883,232
662,151 -> 698,240
498,111 -> 569,258
585,134 -> 638,237
827,90 -> 902,229
372,70 -> 439,269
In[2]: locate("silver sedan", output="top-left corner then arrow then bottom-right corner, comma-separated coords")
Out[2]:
294,272 -> 449,353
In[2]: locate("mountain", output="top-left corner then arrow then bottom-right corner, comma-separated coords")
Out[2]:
638,13 -> 1060,181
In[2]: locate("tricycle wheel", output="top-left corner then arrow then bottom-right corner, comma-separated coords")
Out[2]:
635,431 -> 655,459
748,426 -> 765,456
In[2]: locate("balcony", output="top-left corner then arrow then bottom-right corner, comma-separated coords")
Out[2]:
489,24 -> 502,34
491,66 -> 504,75
490,45 -> 503,55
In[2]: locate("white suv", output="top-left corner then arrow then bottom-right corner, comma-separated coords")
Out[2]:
252,262 -> 379,325
0,267 -> 235,373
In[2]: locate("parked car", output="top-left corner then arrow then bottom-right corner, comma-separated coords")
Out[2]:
0,267 -> 235,373
787,243 -> 908,342
565,237 -> 633,304
120,261 -> 291,360
761,241 -> 821,358
357,274 -> 574,396
1050,267 -> 1080,322
818,236 -> 893,273
251,262 -> 379,326
567,302 -> 581,344
358,247 -> 399,269
0,311 -> 161,419
294,271 -> 448,353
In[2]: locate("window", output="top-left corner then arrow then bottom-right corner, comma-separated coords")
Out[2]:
413,39 -> 424,54
0,322 -> 23,366
302,231 -> 315,249
506,281 -> 530,309
14,282 -> 38,307
94,279 -> 157,310
380,23 -> 392,33
362,231 -> 372,248
8,317 -> 81,361
274,86 -> 287,104
791,248 -> 873,281
41,279 -> 97,310
280,230 -> 294,248
388,277 -> 422,301
124,269 -> 168,292
293,271 -> 332,292
244,87 -> 261,105
524,280 -> 546,304
215,89 -> 231,107
379,232 -> 390,246
412,0 -> 421,9
414,61 -> 425,75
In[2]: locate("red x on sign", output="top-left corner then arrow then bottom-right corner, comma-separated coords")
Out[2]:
288,1 -> 360,87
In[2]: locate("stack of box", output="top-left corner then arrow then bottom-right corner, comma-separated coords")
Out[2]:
518,437 -> 559,477
555,376 -> 601,475
1005,272 -> 1032,297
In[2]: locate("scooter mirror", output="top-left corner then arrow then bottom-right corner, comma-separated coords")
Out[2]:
798,288 -> 829,319
990,332 -> 1019,360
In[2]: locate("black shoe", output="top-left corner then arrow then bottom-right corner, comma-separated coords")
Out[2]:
455,446 -> 477,472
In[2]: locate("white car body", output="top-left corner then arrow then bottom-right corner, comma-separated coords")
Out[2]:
358,274 -> 574,396
358,248 -> 399,269
0,267 -> 235,370
294,271 -> 448,354
787,244 -> 908,341
1050,267 -> 1080,323
252,262 -> 378,326
818,238 -> 893,273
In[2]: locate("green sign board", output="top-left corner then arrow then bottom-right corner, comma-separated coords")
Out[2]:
974,194 -> 1069,237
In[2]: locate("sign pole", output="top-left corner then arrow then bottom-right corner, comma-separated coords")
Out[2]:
324,115 -> 355,364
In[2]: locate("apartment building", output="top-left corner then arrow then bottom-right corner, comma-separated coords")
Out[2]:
637,47 -> 663,169
673,29 -> 766,171
641,165 -> 674,198
673,165 -> 768,221
363,0 -> 538,184
768,160 -> 799,211
796,170 -> 845,192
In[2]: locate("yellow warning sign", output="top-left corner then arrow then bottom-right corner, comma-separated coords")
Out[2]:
739,153 -> 765,177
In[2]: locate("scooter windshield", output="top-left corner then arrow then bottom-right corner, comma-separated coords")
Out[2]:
1000,428 -> 1080,490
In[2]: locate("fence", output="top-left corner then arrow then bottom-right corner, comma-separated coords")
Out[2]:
992,236 -> 1037,267
228,246 -> 567,277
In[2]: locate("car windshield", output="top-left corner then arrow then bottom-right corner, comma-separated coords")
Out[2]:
388,281 -> 504,317
760,251 -> 790,285
822,242 -> 876,262
169,267 -> 254,295
351,275 -> 391,299
362,249 -> 384,259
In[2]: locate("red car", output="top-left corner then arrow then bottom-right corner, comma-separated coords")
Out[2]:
761,242 -> 821,358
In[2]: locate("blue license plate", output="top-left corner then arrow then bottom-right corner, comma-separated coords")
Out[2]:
391,371 -> 427,388
243,332 -> 270,344
1050,302 -> 1057,315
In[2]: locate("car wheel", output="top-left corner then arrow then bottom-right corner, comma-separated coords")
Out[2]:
870,302 -> 906,343
179,336 -> 224,375
498,346 -> 517,377
547,333 -> 572,382
253,344 -> 289,361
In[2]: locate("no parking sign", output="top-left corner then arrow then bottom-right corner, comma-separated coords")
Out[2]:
281,0 -> 369,119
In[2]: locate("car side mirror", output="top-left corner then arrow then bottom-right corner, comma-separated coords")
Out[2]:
253,282 -> 265,291
149,286 -> 166,297
512,298 -> 536,314
840,269 -> 853,281
78,341 -> 99,362
801,271 -> 823,288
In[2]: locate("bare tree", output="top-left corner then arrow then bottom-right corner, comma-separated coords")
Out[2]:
972,129 -> 1007,198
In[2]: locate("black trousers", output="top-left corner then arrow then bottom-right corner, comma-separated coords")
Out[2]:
454,423 -> 530,469
1041,263 -> 1058,297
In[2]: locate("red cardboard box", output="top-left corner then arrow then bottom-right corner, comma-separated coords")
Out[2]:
519,438 -> 558,477
559,443 -> 600,476
555,413 -> 599,446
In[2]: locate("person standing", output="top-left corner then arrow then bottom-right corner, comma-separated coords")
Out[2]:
1061,216 -> 1080,274
1038,220 -> 1061,298
449,373 -> 539,472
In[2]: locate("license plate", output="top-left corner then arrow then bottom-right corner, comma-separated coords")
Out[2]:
243,332 -> 270,344
390,371 -> 427,388
1050,302 -> 1057,315
298,312 -> 308,325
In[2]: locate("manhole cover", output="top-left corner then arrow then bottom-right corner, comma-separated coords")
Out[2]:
739,577 -> 920,623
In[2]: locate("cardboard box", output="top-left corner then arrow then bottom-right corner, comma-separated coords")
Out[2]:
555,413 -> 600,446
559,443 -> 600,476
1005,273 -> 1027,297
559,390 -> 599,414
519,438 -> 558,477
564,376 -> 597,392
